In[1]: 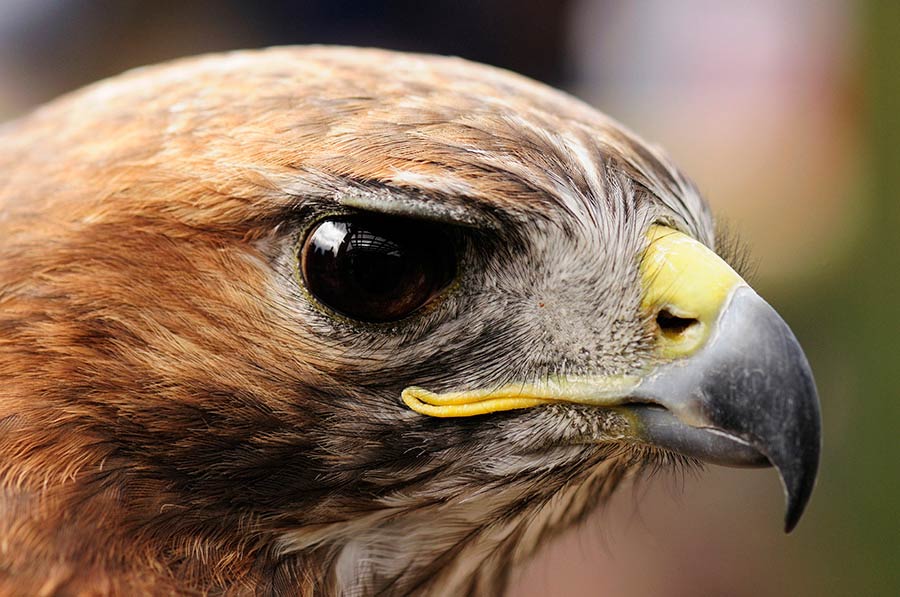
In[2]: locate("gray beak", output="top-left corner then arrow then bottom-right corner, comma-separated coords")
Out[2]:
629,286 -> 821,532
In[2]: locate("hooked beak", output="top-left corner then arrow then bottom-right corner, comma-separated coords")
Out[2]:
402,225 -> 821,532
627,283 -> 820,531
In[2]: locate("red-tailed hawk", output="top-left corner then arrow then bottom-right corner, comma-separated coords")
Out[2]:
0,47 -> 819,595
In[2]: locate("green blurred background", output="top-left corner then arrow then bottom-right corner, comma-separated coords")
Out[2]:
1,1 -> 896,595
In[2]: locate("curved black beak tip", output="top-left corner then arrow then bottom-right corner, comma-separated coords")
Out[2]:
775,388 -> 821,533
777,414 -> 821,532
711,288 -> 822,533
784,472 -> 814,533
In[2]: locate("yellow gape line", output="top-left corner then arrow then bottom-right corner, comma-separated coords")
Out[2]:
402,375 -> 641,418
402,225 -> 747,418
402,387 -> 552,417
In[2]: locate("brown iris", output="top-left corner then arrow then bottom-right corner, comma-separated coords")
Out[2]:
300,216 -> 457,323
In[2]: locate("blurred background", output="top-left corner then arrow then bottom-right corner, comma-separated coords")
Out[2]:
1,1 -> 896,595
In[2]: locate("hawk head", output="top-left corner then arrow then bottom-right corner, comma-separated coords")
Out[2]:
0,47 -> 820,595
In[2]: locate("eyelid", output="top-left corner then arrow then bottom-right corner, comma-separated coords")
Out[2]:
338,188 -> 495,229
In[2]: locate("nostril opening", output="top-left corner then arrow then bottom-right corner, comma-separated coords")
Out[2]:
656,309 -> 699,337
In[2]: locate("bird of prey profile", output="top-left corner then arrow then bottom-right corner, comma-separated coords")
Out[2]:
0,47 -> 820,596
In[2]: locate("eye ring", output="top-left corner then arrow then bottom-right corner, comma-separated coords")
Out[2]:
299,215 -> 457,323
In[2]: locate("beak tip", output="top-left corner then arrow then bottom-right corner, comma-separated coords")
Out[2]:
780,451 -> 820,534
783,484 -> 812,532
783,504 -> 802,533
776,430 -> 821,534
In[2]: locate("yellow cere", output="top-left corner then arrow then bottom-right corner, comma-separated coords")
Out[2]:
641,225 -> 746,359
402,225 -> 745,418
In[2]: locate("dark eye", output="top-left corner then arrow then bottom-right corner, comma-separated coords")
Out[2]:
300,215 -> 457,323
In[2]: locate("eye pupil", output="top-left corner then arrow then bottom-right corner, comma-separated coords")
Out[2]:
301,216 -> 456,322
346,232 -> 408,296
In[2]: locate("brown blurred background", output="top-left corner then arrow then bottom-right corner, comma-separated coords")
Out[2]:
1,1 -> 896,595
